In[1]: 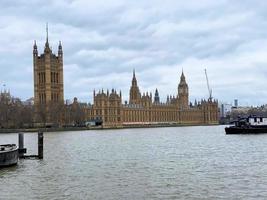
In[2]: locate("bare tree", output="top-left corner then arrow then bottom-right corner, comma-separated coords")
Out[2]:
35,103 -> 47,127
0,93 -> 34,128
70,100 -> 86,126
49,102 -> 65,127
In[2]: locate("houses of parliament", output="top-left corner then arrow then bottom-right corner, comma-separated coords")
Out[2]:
33,29 -> 219,128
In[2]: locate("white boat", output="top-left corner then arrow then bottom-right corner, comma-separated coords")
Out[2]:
0,144 -> 18,167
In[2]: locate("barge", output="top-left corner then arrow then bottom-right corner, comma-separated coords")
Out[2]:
225,116 -> 267,134
0,144 -> 18,167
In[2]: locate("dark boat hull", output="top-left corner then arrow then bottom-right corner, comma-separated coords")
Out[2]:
225,126 -> 267,134
0,147 -> 18,167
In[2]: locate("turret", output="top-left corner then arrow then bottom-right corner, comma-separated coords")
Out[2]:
33,40 -> 38,57
58,41 -> 63,58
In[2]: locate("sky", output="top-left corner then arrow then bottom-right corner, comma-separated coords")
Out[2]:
1,0 -> 267,106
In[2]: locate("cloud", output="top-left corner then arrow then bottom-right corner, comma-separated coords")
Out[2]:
1,0 -> 267,106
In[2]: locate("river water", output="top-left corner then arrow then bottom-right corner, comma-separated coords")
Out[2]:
0,126 -> 267,200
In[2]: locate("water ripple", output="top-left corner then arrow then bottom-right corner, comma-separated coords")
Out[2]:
0,126 -> 267,199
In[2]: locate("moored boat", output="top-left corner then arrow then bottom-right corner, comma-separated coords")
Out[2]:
0,144 -> 18,167
225,116 -> 267,134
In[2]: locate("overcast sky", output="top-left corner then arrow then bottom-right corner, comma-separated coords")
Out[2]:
1,0 -> 267,106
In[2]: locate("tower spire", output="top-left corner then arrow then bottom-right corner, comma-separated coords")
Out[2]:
46,22 -> 49,43
132,68 -> 137,86
33,40 -> 37,50
129,68 -> 141,104
45,22 -> 50,50
154,88 -> 160,103
44,23 -> 50,52
180,68 -> 185,81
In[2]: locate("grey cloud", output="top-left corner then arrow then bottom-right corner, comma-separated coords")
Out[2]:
1,0 -> 267,105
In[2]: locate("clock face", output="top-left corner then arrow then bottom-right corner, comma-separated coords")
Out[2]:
179,86 -> 188,94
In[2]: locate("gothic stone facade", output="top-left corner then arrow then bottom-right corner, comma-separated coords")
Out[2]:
86,71 -> 219,128
33,34 -> 64,123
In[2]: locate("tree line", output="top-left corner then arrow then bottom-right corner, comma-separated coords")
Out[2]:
0,92 -> 33,128
0,93 -> 87,129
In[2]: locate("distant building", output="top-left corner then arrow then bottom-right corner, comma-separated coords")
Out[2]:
220,103 -> 232,118
0,90 -> 11,100
234,99 -> 238,108
231,106 -> 251,113
65,99 -> 72,106
23,97 -> 34,106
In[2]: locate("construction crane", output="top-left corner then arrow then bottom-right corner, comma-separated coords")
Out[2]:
204,69 -> 212,101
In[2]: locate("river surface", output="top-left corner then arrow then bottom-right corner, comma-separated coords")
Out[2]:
0,126 -> 267,200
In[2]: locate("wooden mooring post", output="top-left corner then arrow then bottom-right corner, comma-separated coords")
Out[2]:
18,133 -> 26,158
18,131 -> 44,159
38,131 -> 43,159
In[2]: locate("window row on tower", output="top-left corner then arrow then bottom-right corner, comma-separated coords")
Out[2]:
51,72 -> 59,84
39,93 -> 46,104
38,72 -> 59,85
38,72 -> 46,84
51,93 -> 59,102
